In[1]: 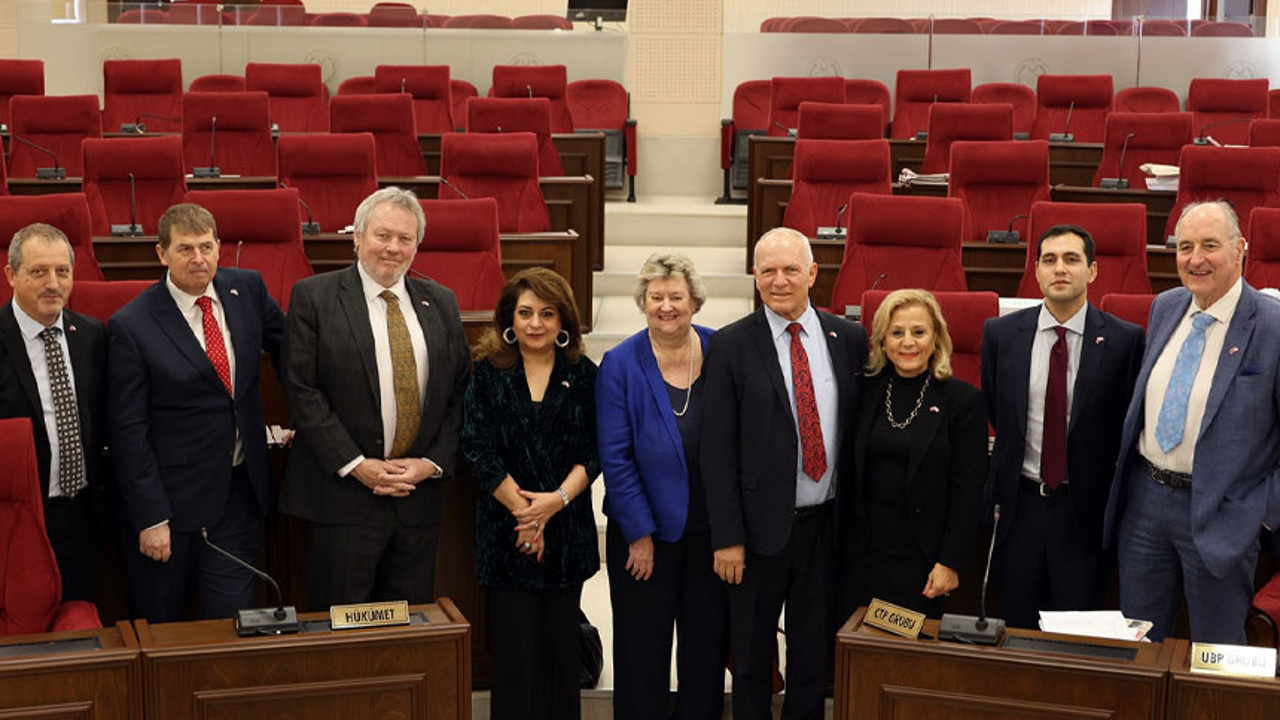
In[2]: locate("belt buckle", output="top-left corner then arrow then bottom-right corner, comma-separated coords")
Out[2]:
1038,483 -> 1053,497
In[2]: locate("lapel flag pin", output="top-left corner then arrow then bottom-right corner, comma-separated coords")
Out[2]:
68,324 -> 76,332
421,300 -> 429,306
929,405 -> 940,413
229,288 -> 239,296
1095,336 -> 1104,344
562,380 -> 570,387
828,330 -> 837,338
1229,346 -> 1239,354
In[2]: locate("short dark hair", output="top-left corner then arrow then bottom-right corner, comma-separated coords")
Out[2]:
1036,224 -> 1095,265
158,203 -> 217,250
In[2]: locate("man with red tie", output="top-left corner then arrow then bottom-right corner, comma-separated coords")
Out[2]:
108,203 -> 284,622
702,227 -> 866,720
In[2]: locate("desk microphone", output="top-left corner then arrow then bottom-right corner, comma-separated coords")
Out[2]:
869,271 -> 887,293
987,214 -> 1028,244
234,239 -> 244,267
846,272 -> 888,322
193,116 -> 220,178
938,504 -> 1006,645
771,120 -> 797,138
816,202 -> 849,240
201,527 -> 300,636
1048,101 -> 1075,143
1194,118 -> 1254,146
280,182 -> 322,235
12,133 -> 65,179
122,112 -> 181,134
110,172 -> 144,236
1100,132 -> 1136,189
438,176 -> 470,199
400,76 -> 407,93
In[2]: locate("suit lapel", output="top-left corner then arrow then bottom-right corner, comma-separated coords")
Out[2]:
1009,308 -> 1037,439
0,305 -> 42,419
854,372 -> 884,494
749,309 -> 793,417
213,274 -> 247,399
406,278 -> 446,412
818,312 -> 851,409
148,280 -> 226,395
337,265 -> 382,408
62,310 -> 94,436
1069,305 -> 1105,431
1199,286 -> 1256,438
639,331 -> 687,462
906,375 -> 945,485
1131,290 -> 1191,433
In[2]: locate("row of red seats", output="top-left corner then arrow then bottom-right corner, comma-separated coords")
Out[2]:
116,0 -> 572,30
760,16 -> 1255,37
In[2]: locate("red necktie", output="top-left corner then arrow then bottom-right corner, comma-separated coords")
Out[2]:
787,323 -> 826,482
196,296 -> 233,396
1040,326 -> 1068,489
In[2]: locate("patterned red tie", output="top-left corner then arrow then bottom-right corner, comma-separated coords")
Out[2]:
1040,326 -> 1068,489
196,296 -> 233,395
787,322 -> 826,482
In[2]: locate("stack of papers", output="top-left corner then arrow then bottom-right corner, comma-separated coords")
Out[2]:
1139,163 -> 1179,192
1039,610 -> 1153,641
899,168 -> 949,186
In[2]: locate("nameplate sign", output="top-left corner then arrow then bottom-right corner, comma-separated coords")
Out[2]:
330,600 -> 411,630
1190,642 -> 1277,678
864,599 -> 926,639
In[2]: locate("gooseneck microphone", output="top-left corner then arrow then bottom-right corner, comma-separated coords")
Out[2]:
400,76 -> 407,93
987,214 -> 1029,244
298,197 -> 321,235
13,133 -> 65,179
817,202 -> 849,240
123,112 -> 181,134
1193,117 -> 1254,146
938,504 -> 1007,645
869,272 -> 888,293
201,528 -> 300,636
1100,132 -> 1137,189
526,84 -> 534,98
193,116 -> 221,178
110,172 -> 144,236
1049,101 -> 1075,142
438,175 -> 470,199
771,120 -> 797,138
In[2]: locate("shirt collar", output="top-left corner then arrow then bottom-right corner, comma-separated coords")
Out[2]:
356,260 -> 408,302
1036,301 -> 1088,336
1185,277 -> 1243,326
12,301 -> 64,341
763,302 -> 819,341
166,273 -> 219,313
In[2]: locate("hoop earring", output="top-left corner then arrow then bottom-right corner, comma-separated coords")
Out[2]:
502,327 -> 517,345
555,330 -> 571,348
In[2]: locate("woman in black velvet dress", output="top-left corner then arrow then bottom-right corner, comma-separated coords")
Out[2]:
841,289 -> 988,619
461,268 -> 600,720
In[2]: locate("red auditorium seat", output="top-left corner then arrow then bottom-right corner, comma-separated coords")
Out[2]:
491,65 -> 574,133
566,79 -> 638,198
782,138 -> 891,238
330,94 -> 427,176
451,79 -> 478,130
1246,207 -> 1280,289
783,17 -> 847,33
760,18 -> 787,32
67,280 -> 153,321
1186,78 -> 1268,146
989,20 -> 1046,35
828,193 -> 967,314
0,193 -> 103,303
1031,74 -> 1113,143
185,187 -> 312,311
720,80 -> 771,196
854,17 -> 915,33
860,290 -> 998,388
1270,89 -> 1280,120
0,59 -> 43,129
1099,294 -> 1155,328
413,198 -> 506,310
1114,86 -> 1181,114
1090,19 -> 1130,35
0,418 -> 101,636
1019,201 -> 1150,302
7,95 -> 101,179
189,74 -> 245,93
310,12 -> 367,26
102,59 -> 183,133
1193,21 -> 1254,37
796,102 -> 883,140
931,18 -> 983,34
467,98 -> 564,175
181,91 -> 276,177
1092,112 -> 1193,189
367,2 -> 420,27
1165,145 -> 1280,239
81,136 -> 187,236
512,14 -> 573,30
440,132 -> 549,233
971,83 -> 1035,137
278,133 -> 377,233
892,68 -> 971,140
421,13 -> 450,28
949,140 -> 1050,242
115,8 -> 168,23
0,150 -> 8,196
247,0 -> 305,26
338,76 -> 376,95
167,0 -> 222,25
920,103 -> 1013,174
767,76 -> 845,136
1250,119 -> 1280,147
843,79 -> 891,136
245,62 -> 329,133
375,65 -> 455,133
444,14 -> 513,28
1140,19 -> 1188,36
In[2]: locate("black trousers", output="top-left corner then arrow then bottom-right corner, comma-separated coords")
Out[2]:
308,497 -> 439,608
728,504 -> 834,720
45,489 -> 100,602
123,464 -> 263,622
606,522 -> 728,720
995,481 -> 1106,629
488,584 -> 583,720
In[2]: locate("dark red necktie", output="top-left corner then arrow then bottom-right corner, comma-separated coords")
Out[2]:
196,296 -> 233,396
1040,326 -> 1068,489
787,323 -> 826,482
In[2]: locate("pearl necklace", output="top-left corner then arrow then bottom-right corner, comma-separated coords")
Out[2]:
652,329 -> 695,417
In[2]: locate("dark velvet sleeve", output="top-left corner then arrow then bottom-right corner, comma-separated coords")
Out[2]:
461,360 -> 511,495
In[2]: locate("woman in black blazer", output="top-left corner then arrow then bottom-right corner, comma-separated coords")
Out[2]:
841,289 -> 988,619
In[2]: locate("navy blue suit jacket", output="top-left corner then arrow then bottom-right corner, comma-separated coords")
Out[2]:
597,324 -> 715,544
107,268 -> 284,533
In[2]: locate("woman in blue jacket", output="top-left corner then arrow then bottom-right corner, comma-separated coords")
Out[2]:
597,253 -> 727,720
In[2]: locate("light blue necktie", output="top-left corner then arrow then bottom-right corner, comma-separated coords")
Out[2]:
1154,312 -> 1215,453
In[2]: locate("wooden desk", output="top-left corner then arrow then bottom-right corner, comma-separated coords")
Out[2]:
1165,639 -> 1280,718
835,606 -> 1172,720
0,621 -> 142,719
9,176 -> 286,195
135,600 -> 470,720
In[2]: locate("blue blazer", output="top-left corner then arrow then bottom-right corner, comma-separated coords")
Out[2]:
1104,282 -> 1280,578
597,325 -> 715,544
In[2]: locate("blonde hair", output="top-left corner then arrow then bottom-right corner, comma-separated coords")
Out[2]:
632,252 -> 707,312
866,288 -> 953,380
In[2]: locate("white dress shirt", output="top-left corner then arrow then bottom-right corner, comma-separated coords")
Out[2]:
1021,302 -> 1087,482
12,303 -> 77,499
1140,278 -> 1243,473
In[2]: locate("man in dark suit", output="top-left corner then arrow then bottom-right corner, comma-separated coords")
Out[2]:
1106,200 -> 1280,643
702,227 -> 866,720
280,187 -> 469,608
981,225 -> 1144,629
108,203 -> 284,622
0,223 -> 106,602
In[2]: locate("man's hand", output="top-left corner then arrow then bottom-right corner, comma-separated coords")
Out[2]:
626,534 -> 655,581
922,563 -> 959,599
713,544 -> 746,585
385,458 -> 439,484
352,459 -> 418,497
139,523 -> 171,562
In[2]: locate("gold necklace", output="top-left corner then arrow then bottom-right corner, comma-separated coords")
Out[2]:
652,329 -> 695,417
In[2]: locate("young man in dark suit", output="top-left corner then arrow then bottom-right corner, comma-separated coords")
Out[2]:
280,187 -> 469,608
702,227 -> 866,720
0,223 -> 106,602
108,203 -> 284,622
981,224 -> 1144,629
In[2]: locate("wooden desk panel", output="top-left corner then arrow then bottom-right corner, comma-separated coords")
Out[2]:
136,601 -> 470,720
0,621 -> 142,720
835,607 -> 1171,720
1165,639 -> 1280,719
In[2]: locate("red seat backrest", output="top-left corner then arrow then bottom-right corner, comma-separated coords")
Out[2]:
330,94 -> 427,176
783,138 -> 891,237
921,102 -> 1013,174
440,132 -> 549,233
0,417 -> 62,636
1031,74 -> 1113,143
491,65 -> 573,133
189,74 -> 245,93
1114,86 -> 1181,114
1186,77 -> 1269,146
971,82 -> 1036,136
413,197 -> 506,310
1246,206 -> 1280,290
767,76 -> 845,136
7,95 -> 102,178
512,14 -> 573,30
0,194 -> 102,305
892,68 -> 971,140
467,97 -> 565,175
67,280 -> 154,322
1092,112 -> 1194,190
102,59 -> 183,133
375,65 -> 454,133
1250,119 -> 1280,147
567,79 -> 628,131
0,59 -> 44,128
1020,201 -> 1151,302
843,79 -> 891,135
181,91 -> 276,177
278,133 -> 378,233
949,140 -> 1050,242
451,79 -> 478,131
81,136 -> 187,236
1099,293 -> 1156,329
245,62 -> 329,132
1166,145 -> 1280,238
797,102 -> 883,140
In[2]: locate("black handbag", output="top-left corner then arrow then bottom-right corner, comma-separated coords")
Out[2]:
578,608 -> 603,688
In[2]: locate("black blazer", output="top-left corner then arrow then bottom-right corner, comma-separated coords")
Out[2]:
0,303 -> 106,498
981,304 -> 1144,547
107,268 -> 284,533
845,371 -> 988,570
279,264 -> 470,527
701,307 -> 867,557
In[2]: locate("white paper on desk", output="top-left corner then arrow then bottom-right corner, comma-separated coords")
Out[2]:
898,168 -> 949,186
1039,610 -> 1141,641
